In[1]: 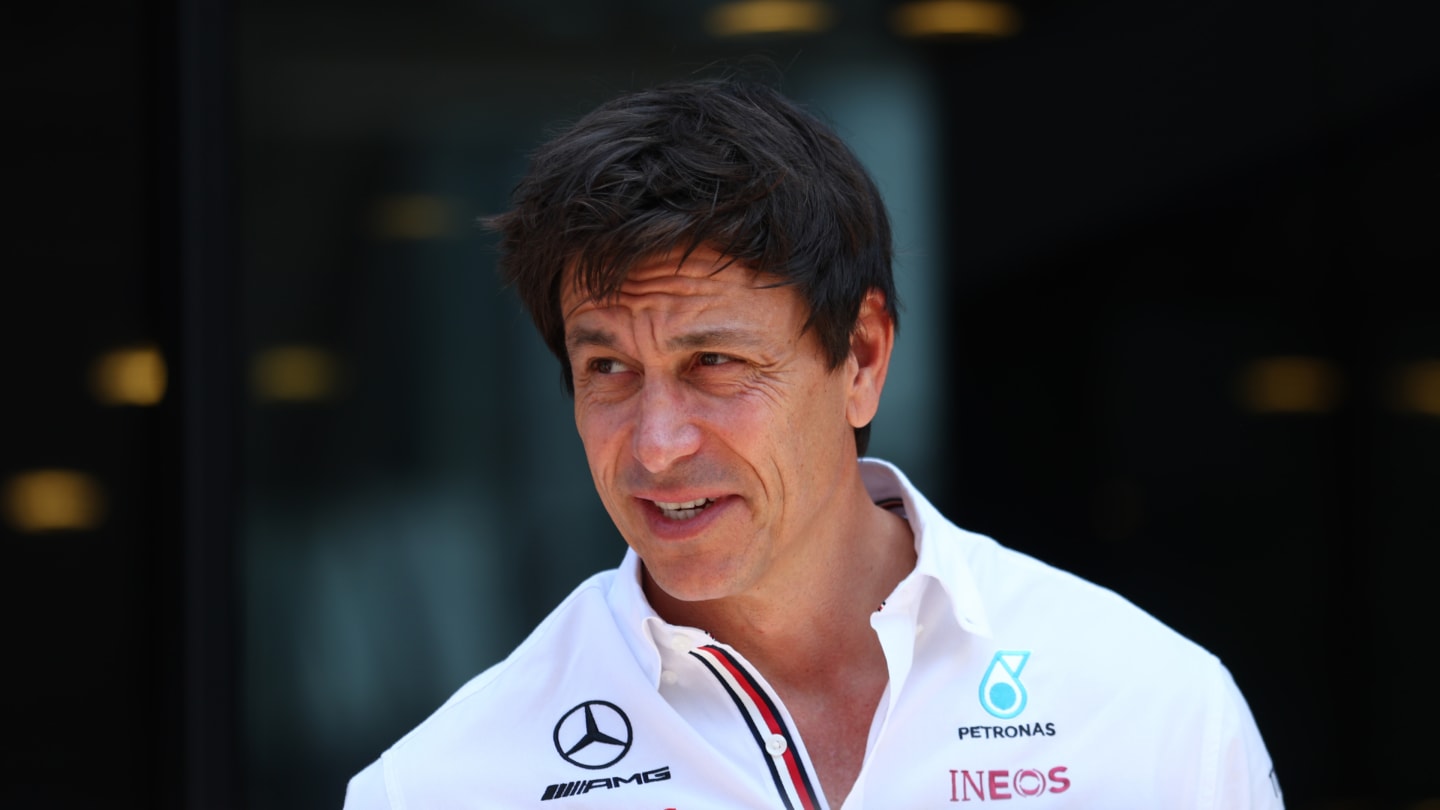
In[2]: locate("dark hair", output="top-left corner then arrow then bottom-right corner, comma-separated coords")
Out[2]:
488,77 -> 897,455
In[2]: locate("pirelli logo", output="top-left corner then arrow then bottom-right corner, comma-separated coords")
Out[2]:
540,766 -> 672,801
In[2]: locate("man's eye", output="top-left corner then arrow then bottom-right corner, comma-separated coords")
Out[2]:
590,358 -> 630,375
697,353 -> 734,367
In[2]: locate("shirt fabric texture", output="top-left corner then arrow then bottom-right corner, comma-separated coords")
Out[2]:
343,458 -> 1282,809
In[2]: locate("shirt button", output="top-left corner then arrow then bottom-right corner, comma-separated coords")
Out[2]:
661,670 -> 679,685
766,734 -> 788,756
668,635 -> 695,652
915,623 -> 925,637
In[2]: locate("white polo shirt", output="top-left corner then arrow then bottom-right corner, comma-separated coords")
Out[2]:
344,459 -> 1282,809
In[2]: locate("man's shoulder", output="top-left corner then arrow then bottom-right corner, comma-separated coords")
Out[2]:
864,458 -> 1209,662
417,568 -> 624,725
382,569 -> 629,755
344,566 -> 665,808
984,541 -> 1179,627
939,518 -> 1212,656
919,520 -> 1237,733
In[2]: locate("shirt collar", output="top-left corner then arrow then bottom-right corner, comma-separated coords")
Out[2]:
606,457 -> 994,688
858,458 -> 992,639
607,549 -> 669,688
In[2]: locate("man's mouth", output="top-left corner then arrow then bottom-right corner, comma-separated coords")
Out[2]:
652,497 -> 717,521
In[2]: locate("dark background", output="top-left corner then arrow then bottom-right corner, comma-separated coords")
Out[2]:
6,0 -> 1438,808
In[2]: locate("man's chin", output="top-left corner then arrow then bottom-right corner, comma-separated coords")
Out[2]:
639,561 -> 743,607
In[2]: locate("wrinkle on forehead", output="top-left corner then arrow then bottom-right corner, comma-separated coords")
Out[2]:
562,281 -> 808,368
565,241 -> 739,302
563,262 -> 777,320
567,322 -> 774,351
561,245 -> 775,313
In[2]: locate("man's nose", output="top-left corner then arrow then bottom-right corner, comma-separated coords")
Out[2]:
632,378 -> 702,473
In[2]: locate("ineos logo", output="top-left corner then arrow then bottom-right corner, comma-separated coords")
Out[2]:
552,701 -> 633,770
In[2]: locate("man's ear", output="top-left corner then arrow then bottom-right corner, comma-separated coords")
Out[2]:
845,288 -> 895,431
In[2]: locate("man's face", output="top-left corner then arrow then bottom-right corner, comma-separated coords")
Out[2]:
562,247 -> 862,604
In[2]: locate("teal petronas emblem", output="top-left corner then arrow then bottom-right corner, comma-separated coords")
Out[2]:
978,650 -> 1031,719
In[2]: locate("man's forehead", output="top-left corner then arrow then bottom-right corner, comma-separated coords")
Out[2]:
559,248 -> 786,317
565,323 -> 773,355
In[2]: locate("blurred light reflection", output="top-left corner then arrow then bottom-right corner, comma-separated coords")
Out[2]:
1239,356 -> 1341,414
705,0 -> 833,37
1394,360 -> 1440,416
2,469 -> 107,532
891,0 -> 1020,38
251,346 -> 342,404
371,194 -> 455,240
90,344 -> 167,406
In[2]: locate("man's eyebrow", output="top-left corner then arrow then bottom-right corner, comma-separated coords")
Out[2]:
565,327 -> 617,353
667,328 -> 766,352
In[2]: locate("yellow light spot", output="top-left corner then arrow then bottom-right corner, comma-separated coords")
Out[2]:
1393,360 -> 1440,416
251,346 -> 341,403
371,194 -> 455,240
1238,356 -> 1342,414
891,0 -> 1021,38
2,469 -> 107,532
705,0 -> 834,37
90,344 -> 167,406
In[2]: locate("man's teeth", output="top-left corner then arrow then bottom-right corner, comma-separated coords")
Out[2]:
654,498 -> 716,520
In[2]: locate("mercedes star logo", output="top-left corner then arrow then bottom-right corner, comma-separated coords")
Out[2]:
552,700 -> 633,770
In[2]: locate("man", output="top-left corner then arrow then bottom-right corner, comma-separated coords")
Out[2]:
344,78 -> 1281,808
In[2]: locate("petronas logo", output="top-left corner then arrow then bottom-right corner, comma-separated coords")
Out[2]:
978,650 -> 1031,719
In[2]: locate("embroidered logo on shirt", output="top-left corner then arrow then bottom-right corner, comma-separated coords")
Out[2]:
978,651 -> 1031,719
553,700 -> 633,769
542,701 -> 674,801
948,766 -> 1071,800
539,768 -> 672,801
